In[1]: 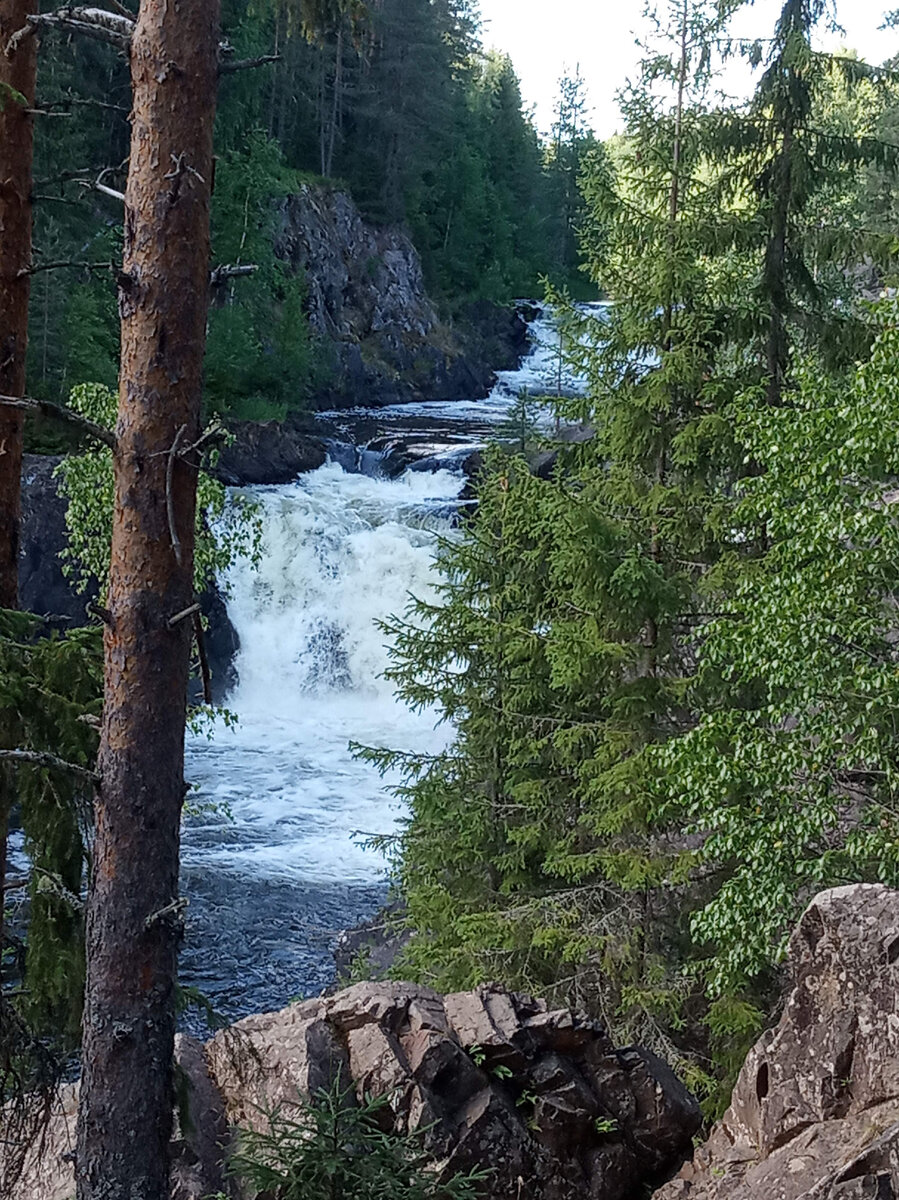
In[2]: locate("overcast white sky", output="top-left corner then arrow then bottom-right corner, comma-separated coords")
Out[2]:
478,0 -> 899,136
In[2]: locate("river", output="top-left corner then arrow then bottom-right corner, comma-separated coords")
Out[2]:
178,306 -> 593,1027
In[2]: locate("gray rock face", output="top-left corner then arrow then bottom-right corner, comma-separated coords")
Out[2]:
276,187 -> 438,344
213,412 -> 328,486
274,185 -> 519,409
658,883 -> 899,1200
12,982 -> 700,1200
19,453 -> 95,623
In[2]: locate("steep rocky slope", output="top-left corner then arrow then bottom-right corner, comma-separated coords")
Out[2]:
13,982 -> 700,1200
274,184 -> 528,410
660,883 -> 899,1200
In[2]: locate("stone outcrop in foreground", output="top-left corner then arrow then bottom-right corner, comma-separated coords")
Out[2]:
14,982 -> 700,1200
659,883 -> 899,1200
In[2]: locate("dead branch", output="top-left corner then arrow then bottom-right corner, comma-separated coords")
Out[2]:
167,602 -> 200,628
8,7 -> 135,54
11,10 -> 280,74
86,601 -> 114,627
167,425 -> 187,566
144,897 -> 188,929
0,394 -> 115,449
209,262 -> 258,287
64,95 -> 129,113
17,259 -> 113,277
219,53 -> 281,74
32,194 -> 83,206
0,749 -> 98,784
192,610 -> 213,705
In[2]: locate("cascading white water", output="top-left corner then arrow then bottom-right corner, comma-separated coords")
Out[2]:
182,464 -> 461,886
178,303 -> 597,1020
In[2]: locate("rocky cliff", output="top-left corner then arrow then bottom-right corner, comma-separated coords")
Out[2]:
274,184 -> 528,410
13,982 -> 701,1200
660,883 -> 899,1200
18,455 -> 238,703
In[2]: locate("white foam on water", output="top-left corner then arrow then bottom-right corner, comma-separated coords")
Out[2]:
182,305 -> 597,891
320,302 -> 603,426
182,464 -> 461,885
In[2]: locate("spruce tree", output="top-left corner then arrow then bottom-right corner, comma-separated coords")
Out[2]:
715,0 -> 899,402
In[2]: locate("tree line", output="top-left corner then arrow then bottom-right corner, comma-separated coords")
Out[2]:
370,0 -> 899,1112
22,0 -> 596,425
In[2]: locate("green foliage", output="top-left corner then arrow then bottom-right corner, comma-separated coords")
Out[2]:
205,134 -> 327,420
662,311 -> 899,996
0,611 -> 102,1039
228,1075 -> 487,1200
26,0 -> 591,414
367,0 -> 899,1116
55,383 -> 263,598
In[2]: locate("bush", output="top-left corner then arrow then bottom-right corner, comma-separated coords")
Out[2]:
228,1074 -> 487,1200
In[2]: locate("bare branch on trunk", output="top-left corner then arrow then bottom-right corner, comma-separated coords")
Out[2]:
17,259 -> 113,276
219,52 -> 281,73
166,602 -> 200,628
193,610 -> 213,705
7,6 -> 134,54
166,424 -> 188,566
0,748 -> 99,783
0,394 -> 116,448
12,9 -> 279,73
209,261 -> 258,286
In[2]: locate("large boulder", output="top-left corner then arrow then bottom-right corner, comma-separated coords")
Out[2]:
658,883 -> 899,1200
11,982 -> 700,1200
213,413 -> 328,486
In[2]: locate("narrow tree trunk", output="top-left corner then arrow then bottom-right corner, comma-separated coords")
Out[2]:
325,25 -> 342,177
76,0 -> 219,1196
0,0 -> 38,957
0,0 -> 36,610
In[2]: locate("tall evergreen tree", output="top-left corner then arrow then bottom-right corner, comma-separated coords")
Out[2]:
76,0 -> 220,1193
716,0 -> 899,402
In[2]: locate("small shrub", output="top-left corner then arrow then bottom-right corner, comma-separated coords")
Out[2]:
229,1074 -> 487,1200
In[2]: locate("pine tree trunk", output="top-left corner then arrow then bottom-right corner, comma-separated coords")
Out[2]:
75,0 -> 220,1195
0,0 -> 37,961
0,0 -> 36,611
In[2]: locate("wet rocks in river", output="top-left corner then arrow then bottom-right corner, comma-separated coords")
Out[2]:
213,412 -> 328,486
14,982 -> 701,1200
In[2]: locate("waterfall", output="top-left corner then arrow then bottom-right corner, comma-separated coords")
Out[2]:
183,463 -> 461,887
177,302 -> 598,1022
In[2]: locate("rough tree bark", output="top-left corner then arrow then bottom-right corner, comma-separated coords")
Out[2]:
0,0 -> 37,959
0,0 -> 35,611
75,0 -> 220,1195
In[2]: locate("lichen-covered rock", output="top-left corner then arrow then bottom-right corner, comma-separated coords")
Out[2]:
9,983 -> 700,1200
658,883 -> 899,1200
